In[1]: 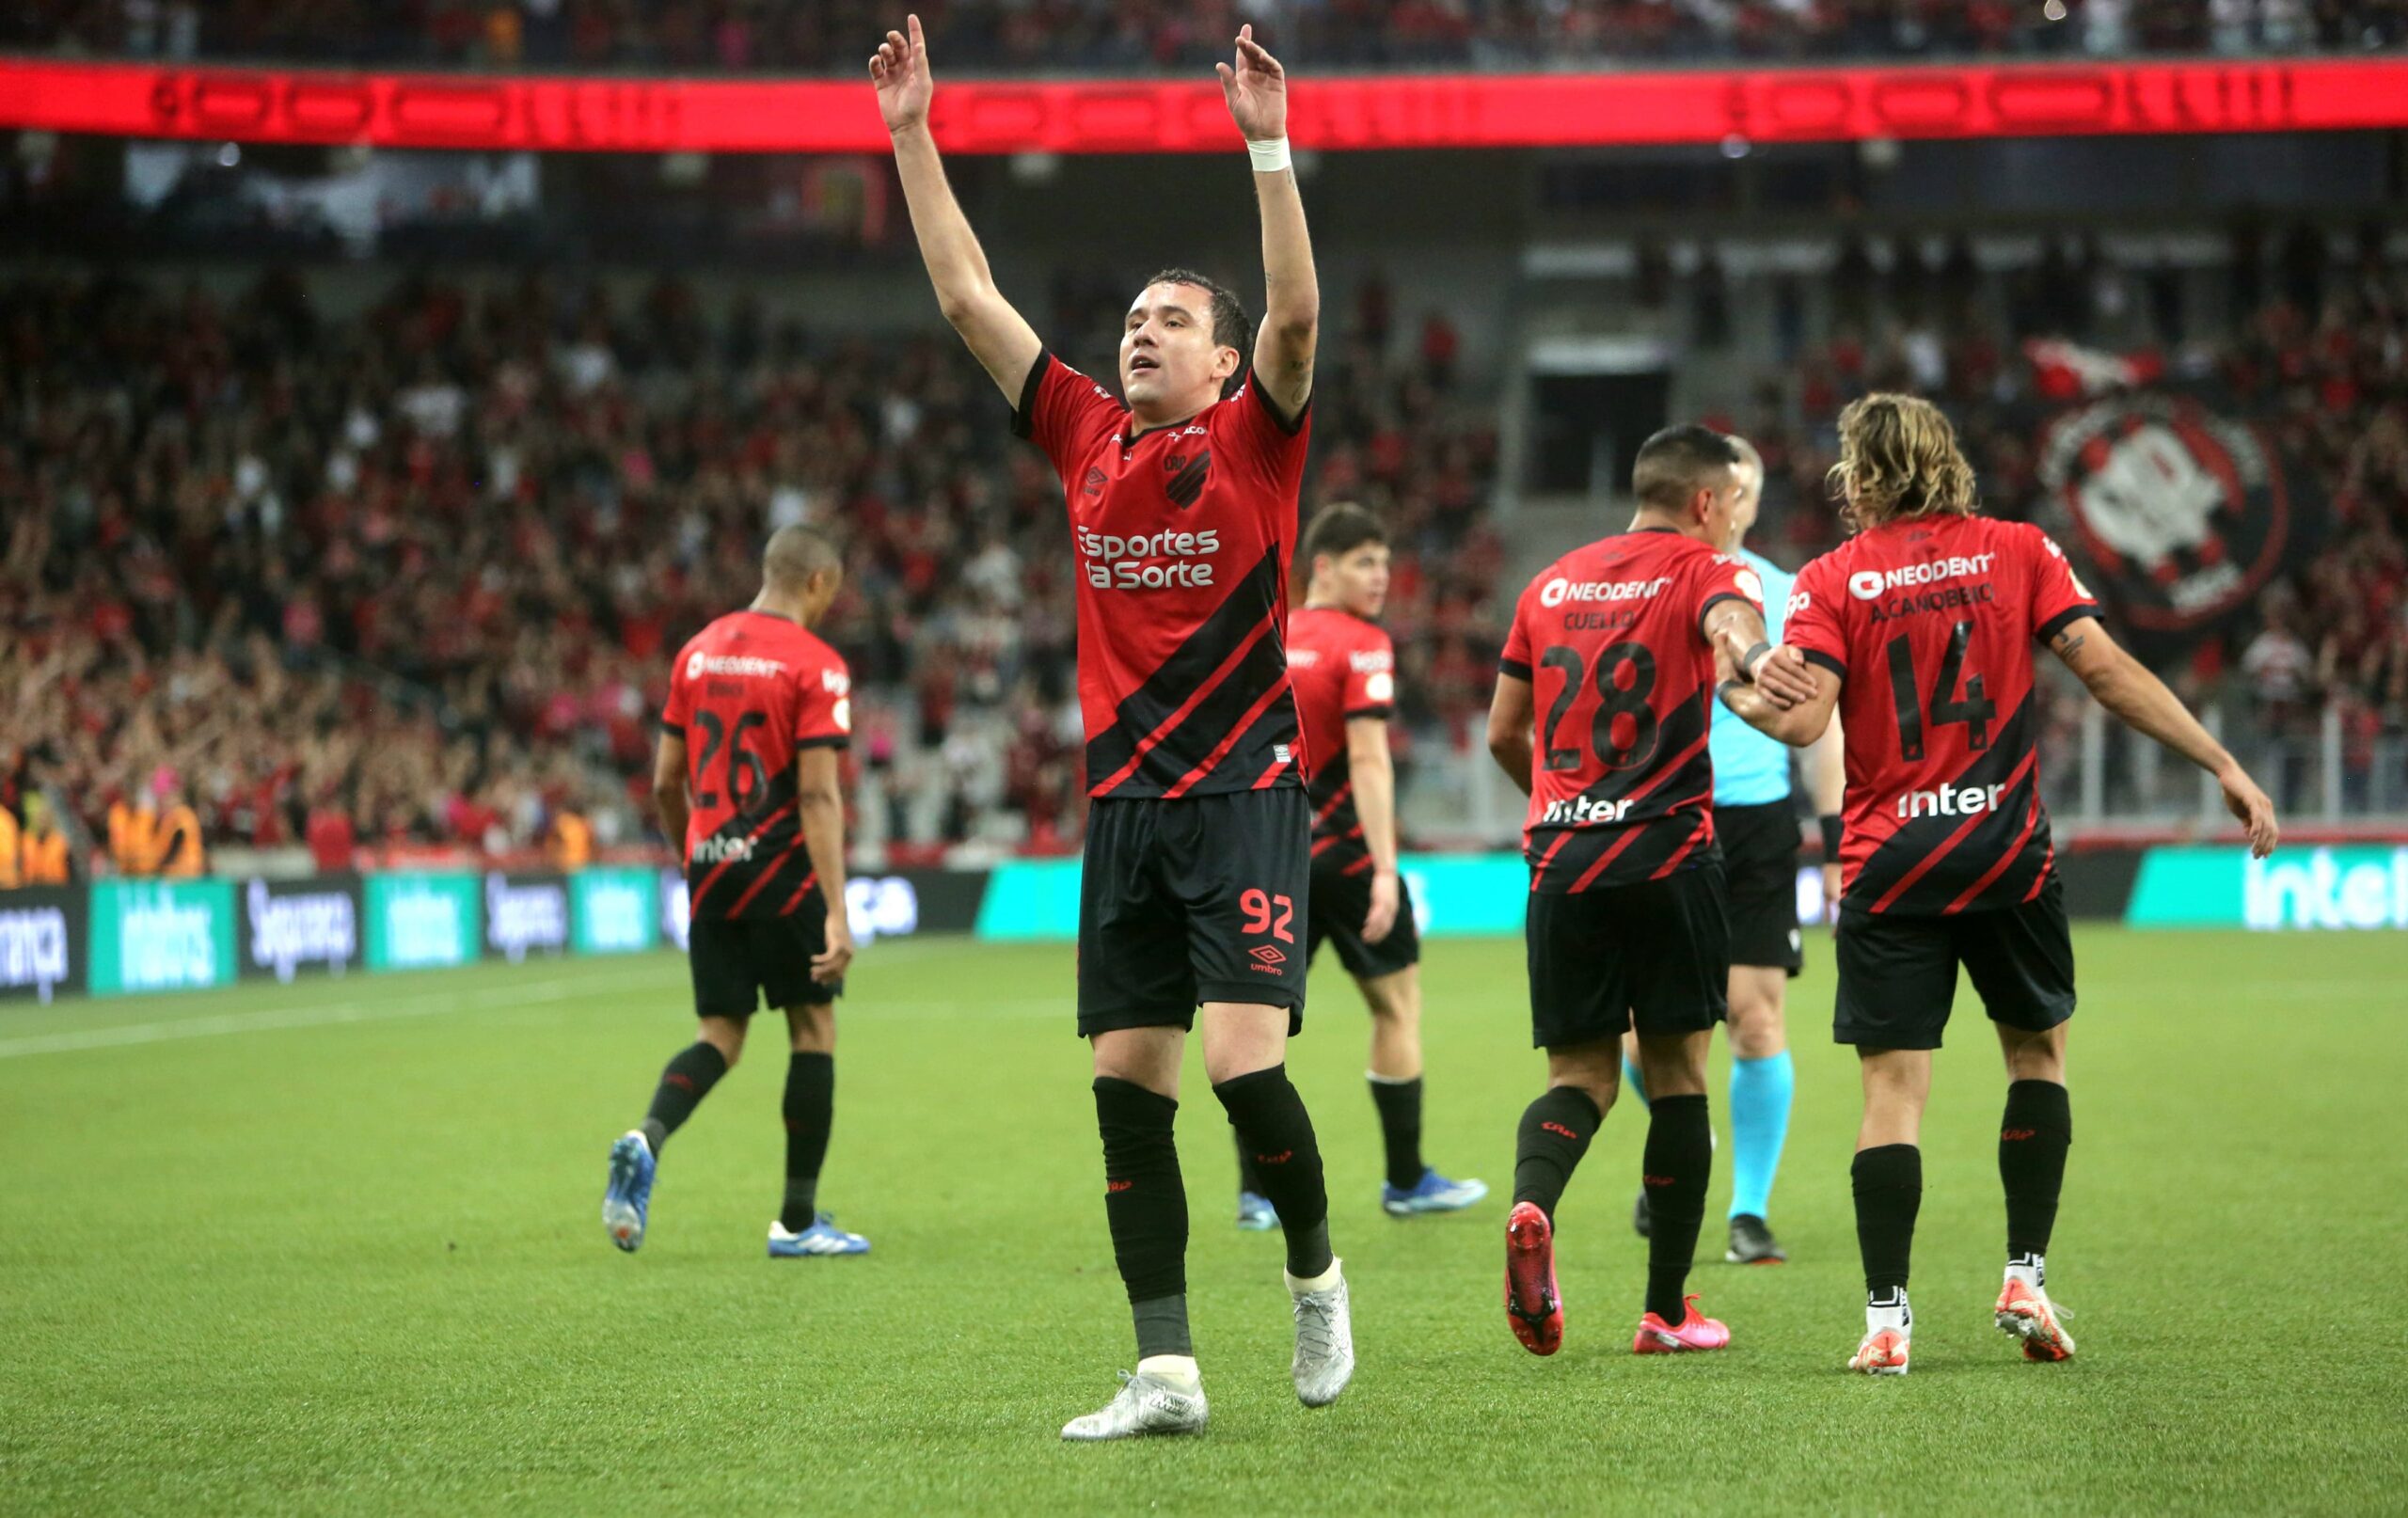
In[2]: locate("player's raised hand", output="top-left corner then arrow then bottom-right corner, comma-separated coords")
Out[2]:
1216,24 -> 1288,143
869,14 -> 932,133
2219,762 -> 2279,859
1752,643 -> 1818,710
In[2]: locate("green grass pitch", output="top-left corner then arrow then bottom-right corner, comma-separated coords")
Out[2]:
4,927 -> 2404,1514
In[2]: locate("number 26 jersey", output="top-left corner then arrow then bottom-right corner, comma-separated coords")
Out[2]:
1501,527 -> 1765,893
1782,514 -> 2099,917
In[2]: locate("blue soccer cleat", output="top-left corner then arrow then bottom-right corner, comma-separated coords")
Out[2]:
1382,1167 -> 1489,1217
768,1214 -> 871,1257
602,1131 -> 656,1253
1235,1191 -> 1278,1231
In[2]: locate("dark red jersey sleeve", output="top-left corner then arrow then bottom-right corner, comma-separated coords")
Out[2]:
793,648 -> 853,751
1693,551 -> 1767,640
1343,628 -> 1397,719
1009,351 -> 1123,473
1782,554 -> 1850,680
659,640 -> 695,735
2024,526 -> 2104,645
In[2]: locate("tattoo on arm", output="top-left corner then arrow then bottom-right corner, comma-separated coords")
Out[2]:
2053,630 -> 2087,661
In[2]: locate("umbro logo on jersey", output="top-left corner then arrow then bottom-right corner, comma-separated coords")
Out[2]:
1164,449 -> 1212,509
1082,466 -> 1108,497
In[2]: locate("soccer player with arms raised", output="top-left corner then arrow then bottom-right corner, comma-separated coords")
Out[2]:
602,527 -> 869,1260
1233,503 -> 1484,1227
1721,394 -> 2278,1375
875,15 -> 1350,1437
1486,426 -> 1814,1358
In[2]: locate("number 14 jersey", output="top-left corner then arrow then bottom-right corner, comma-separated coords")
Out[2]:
1782,514 -> 2099,917
1501,527 -> 1765,893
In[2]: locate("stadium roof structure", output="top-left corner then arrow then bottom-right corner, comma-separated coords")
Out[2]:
4,55 -> 2406,155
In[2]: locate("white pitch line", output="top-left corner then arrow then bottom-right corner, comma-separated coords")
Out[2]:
0,972 -> 667,1061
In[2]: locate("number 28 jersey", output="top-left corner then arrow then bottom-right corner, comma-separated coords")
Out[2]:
1782,514 -> 2099,917
1501,528 -> 1765,893
659,609 -> 852,920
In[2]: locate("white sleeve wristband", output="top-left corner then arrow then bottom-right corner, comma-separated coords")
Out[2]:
1246,136 -> 1292,173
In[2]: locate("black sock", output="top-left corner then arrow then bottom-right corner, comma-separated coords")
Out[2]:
1212,1065 -> 1334,1279
1369,1075 -> 1426,1192
1093,1078 -> 1191,1356
1853,1143 -> 1924,1296
1641,1093 -> 1712,1324
1233,1131 -> 1264,1197
1512,1085 -> 1601,1221
642,1041 -> 728,1152
779,1052 -> 834,1231
2000,1079 -> 2072,1262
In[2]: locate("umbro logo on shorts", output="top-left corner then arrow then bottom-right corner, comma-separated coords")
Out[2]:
1248,944 -> 1287,967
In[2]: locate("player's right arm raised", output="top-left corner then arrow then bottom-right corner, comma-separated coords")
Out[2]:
875,14 -> 1042,402
2047,617 -> 2279,857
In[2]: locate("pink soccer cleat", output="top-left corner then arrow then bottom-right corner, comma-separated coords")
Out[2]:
1632,1294 -> 1731,1353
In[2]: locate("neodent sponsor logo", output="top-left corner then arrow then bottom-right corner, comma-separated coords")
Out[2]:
2244,848 -> 2408,930
688,652 -> 787,680
1079,526 -> 1222,590
1540,576 -> 1671,609
1849,554 -> 1997,600
0,907 -> 71,1003
486,875 -> 568,961
247,879 -> 356,982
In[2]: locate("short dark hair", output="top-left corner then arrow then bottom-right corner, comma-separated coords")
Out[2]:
1144,267 -> 1251,392
1631,424 -> 1741,513
1305,502 -> 1386,563
763,524 -> 841,589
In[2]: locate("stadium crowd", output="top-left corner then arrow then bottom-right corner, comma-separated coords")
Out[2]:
0,265 -> 1503,868
12,0 -> 2407,71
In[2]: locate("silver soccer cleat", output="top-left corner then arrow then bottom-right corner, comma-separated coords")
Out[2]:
1289,1264 -> 1355,1408
1059,1370 -> 1209,1442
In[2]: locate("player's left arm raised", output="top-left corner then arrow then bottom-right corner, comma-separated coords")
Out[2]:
1220,26 -> 1316,419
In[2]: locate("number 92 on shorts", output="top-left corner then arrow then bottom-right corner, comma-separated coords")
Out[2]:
1074,787 -> 1312,1037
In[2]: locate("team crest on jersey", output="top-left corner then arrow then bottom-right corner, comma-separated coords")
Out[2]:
1163,449 -> 1212,509
2038,394 -> 2303,635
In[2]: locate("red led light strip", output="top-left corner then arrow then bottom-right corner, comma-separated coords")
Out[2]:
2,55 -> 2401,154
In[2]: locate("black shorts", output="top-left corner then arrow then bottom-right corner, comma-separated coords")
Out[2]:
1526,861 -> 1729,1050
1306,855 -> 1420,981
1077,787 -> 1310,1038
1833,877 -> 2075,1050
689,908 -> 840,1020
1718,799 -> 1804,975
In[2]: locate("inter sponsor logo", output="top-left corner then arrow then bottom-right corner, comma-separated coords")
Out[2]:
2243,848 -> 2408,930
690,835 -> 756,864
1540,575 -> 1671,609
1078,525 -> 1223,590
1896,781 -> 2008,819
1849,553 -> 1998,600
1540,795 -> 1634,826
687,652 -> 787,680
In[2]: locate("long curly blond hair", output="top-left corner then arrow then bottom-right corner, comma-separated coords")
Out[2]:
1827,392 -> 1979,531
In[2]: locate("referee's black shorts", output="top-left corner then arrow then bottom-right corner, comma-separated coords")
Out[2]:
1077,787 -> 1310,1038
1717,799 -> 1804,976
1306,854 -> 1420,981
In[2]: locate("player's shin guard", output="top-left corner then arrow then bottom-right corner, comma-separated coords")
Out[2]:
1512,1086 -> 1601,1221
642,1041 -> 728,1152
1853,1143 -> 1923,1298
780,1052 -> 833,1231
1641,1094 -> 1712,1324
1212,1066 -> 1334,1279
1094,1077 -> 1191,1358
2000,1079 -> 2071,1267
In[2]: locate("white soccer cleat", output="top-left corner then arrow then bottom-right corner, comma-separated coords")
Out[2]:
1059,1370 -> 1209,1441
1996,1277 -> 2077,1362
1288,1260 -> 1355,1408
1849,1326 -> 1911,1376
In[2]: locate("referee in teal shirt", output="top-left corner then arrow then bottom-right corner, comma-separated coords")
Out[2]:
1626,435 -> 1843,1265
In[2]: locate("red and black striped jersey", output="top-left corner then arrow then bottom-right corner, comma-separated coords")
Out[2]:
1502,528 -> 1765,893
1783,514 -> 2100,916
1014,352 -> 1309,799
1288,605 -> 1396,877
659,609 -> 851,921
